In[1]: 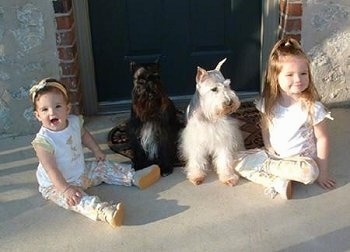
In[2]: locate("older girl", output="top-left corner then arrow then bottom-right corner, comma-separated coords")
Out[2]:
235,37 -> 336,199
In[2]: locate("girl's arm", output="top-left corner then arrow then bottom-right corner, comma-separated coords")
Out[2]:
34,146 -> 82,205
81,127 -> 106,161
261,119 -> 275,155
262,127 -> 271,150
314,120 -> 336,189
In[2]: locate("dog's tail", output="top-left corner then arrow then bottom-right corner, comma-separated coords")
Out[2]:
215,58 -> 227,71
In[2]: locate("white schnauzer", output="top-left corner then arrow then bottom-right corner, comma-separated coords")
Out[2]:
180,58 -> 245,186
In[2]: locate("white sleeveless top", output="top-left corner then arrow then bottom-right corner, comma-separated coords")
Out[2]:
32,115 -> 85,187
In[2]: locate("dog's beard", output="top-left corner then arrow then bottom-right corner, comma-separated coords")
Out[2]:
218,98 -> 241,116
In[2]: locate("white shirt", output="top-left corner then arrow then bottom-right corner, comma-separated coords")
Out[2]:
32,115 -> 85,187
257,100 -> 332,158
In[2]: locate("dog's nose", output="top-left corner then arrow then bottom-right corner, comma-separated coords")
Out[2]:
225,99 -> 233,106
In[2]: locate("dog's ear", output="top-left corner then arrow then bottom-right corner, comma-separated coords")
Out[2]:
153,59 -> 161,72
154,58 -> 160,65
223,79 -> 231,86
130,61 -> 138,73
196,66 -> 208,84
215,58 -> 227,71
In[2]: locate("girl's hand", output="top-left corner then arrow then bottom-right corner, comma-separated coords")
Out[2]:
81,127 -> 106,161
63,185 -> 83,206
317,172 -> 336,190
94,149 -> 106,161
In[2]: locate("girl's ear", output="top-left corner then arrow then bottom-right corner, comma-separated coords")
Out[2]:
34,110 -> 41,122
67,103 -> 72,114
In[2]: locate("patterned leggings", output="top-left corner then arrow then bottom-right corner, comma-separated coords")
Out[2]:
39,160 -> 134,221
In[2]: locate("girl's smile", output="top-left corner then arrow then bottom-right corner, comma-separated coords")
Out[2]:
50,117 -> 60,126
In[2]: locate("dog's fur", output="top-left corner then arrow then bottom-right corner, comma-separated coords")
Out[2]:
180,58 -> 245,185
127,61 -> 181,176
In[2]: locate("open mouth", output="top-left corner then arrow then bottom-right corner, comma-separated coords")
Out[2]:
50,118 -> 59,124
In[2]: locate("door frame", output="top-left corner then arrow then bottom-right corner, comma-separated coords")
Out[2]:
73,0 -> 279,115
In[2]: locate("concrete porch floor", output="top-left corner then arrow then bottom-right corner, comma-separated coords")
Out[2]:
0,107 -> 349,252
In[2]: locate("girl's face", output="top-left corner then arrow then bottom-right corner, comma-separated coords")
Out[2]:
34,91 -> 71,131
277,55 -> 310,97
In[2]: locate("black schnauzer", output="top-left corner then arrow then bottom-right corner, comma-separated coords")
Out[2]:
127,61 -> 182,176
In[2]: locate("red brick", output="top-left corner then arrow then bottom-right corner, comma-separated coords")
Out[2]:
285,18 -> 301,32
68,90 -> 81,105
279,16 -> 299,31
60,60 -> 79,76
60,76 -> 80,90
56,12 -> 74,30
57,44 -> 77,61
56,28 -> 76,46
280,1 -> 302,17
53,0 -> 72,14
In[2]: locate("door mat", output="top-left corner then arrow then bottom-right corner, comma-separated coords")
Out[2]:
107,101 -> 263,161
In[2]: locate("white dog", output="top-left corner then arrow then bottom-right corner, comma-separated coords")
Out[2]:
180,58 -> 245,186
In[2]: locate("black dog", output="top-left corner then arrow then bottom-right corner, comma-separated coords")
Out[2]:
127,61 -> 181,176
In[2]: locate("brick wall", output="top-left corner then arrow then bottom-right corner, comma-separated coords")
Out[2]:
51,0 -> 301,115
279,0 -> 302,42
53,0 -> 82,114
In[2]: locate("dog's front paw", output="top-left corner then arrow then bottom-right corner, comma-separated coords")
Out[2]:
160,165 -> 174,177
161,170 -> 173,177
221,174 -> 240,187
189,176 -> 205,185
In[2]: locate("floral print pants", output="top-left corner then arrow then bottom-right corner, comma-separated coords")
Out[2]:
39,160 -> 134,221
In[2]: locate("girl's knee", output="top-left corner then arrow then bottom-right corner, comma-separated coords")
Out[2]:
300,159 -> 319,184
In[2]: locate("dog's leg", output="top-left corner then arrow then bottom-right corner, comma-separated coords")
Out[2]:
213,150 -> 240,186
181,121 -> 209,185
155,107 -> 180,176
185,151 -> 209,185
132,144 -> 152,170
156,137 -> 173,176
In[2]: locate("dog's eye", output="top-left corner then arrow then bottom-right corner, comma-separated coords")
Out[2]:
211,87 -> 218,92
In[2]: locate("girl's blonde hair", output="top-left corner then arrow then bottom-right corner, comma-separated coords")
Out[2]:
261,37 -> 320,129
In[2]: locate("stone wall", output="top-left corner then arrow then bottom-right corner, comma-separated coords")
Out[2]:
0,1 -> 59,137
302,0 -> 350,107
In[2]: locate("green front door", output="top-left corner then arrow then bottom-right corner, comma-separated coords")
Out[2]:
88,0 -> 261,112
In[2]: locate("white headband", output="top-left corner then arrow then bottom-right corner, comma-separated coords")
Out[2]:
29,78 -> 68,103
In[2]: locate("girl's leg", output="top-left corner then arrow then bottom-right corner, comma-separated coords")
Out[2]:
84,160 -> 134,187
234,149 -> 292,199
262,155 -> 319,184
132,164 -> 161,189
39,186 -> 124,227
85,160 -> 160,189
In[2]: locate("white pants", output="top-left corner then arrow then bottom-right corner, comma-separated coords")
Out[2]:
234,148 -> 319,188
